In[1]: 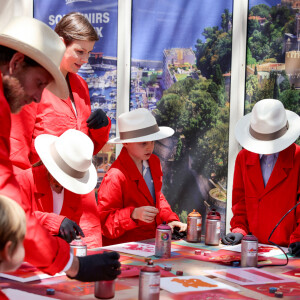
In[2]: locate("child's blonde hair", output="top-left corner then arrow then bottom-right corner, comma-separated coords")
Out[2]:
0,195 -> 26,253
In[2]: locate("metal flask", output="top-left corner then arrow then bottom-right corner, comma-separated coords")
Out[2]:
69,236 -> 87,257
155,222 -> 172,258
241,233 -> 258,267
187,209 -> 202,242
138,261 -> 160,300
205,209 -> 221,246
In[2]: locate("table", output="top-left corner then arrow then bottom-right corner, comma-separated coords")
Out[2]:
1,239 -> 300,299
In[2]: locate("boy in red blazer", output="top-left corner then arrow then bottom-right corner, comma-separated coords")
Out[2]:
98,108 -> 187,246
222,99 -> 300,255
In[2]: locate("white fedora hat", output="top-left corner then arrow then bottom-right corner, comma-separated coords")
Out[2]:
0,16 -> 68,100
108,108 -> 174,143
35,129 -> 97,195
235,99 -> 300,154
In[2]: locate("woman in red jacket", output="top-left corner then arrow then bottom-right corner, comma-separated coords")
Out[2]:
98,108 -> 187,246
9,12 -> 110,248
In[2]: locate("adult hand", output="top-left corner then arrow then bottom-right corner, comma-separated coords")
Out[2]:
131,206 -> 159,223
58,218 -> 84,243
222,232 -> 243,245
168,221 -> 187,232
289,242 -> 300,257
86,109 -> 109,129
68,252 -> 121,282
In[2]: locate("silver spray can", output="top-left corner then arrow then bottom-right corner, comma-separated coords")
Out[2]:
187,209 -> 202,242
241,233 -> 258,267
69,236 -> 87,257
138,261 -> 160,300
94,280 -> 115,299
155,222 -> 171,258
205,209 -> 221,246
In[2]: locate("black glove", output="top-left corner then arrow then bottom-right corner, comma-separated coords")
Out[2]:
86,109 -> 109,129
222,232 -> 244,245
289,242 -> 300,257
70,252 -> 121,282
58,218 -> 84,243
172,226 -> 187,240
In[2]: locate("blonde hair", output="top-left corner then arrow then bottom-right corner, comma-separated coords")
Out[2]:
0,195 -> 26,253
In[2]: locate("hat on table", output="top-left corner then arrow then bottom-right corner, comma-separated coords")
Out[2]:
108,108 -> 174,143
35,129 -> 97,194
0,16 -> 68,99
235,99 -> 300,154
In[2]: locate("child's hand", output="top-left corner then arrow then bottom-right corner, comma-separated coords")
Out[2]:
168,221 -> 187,233
131,206 -> 159,223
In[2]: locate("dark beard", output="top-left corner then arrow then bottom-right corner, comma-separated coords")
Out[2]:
2,75 -> 26,114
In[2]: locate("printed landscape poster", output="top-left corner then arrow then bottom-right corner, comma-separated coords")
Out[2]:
33,0 -> 118,188
246,0 -> 300,146
130,0 -> 233,233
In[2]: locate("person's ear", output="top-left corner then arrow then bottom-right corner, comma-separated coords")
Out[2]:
9,52 -> 25,74
0,241 -> 13,263
59,36 -> 66,45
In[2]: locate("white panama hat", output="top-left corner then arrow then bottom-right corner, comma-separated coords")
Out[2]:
0,16 -> 68,100
35,129 -> 97,195
108,108 -> 174,143
235,99 -> 300,154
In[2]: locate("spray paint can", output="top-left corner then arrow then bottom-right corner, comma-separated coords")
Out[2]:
138,261 -> 160,300
187,209 -> 202,242
155,222 -> 171,258
94,280 -> 115,299
241,233 -> 258,267
69,236 -> 87,257
205,209 -> 221,246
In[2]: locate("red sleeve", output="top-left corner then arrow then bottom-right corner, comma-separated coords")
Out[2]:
230,152 -> 249,234
9,102 -> 38,170
157,192 -> 180,223
32,211 -> 65,235
98,170 -> 138,239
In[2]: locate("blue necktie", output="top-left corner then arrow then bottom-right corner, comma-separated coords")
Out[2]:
143,165 -> 156,204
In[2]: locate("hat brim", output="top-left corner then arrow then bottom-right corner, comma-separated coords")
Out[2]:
0,34 -> 69,100
108,126 -> 174,143
35,134 -> 97,195
235,110 -> 300,154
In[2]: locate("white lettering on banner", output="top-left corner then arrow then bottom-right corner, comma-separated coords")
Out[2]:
83,12 -> 110,24
95,27 -> 103,38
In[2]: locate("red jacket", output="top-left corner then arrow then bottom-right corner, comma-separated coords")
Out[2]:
231,144 -> 300,246
10,72 -> 111,169
98,147 -> 179,246
0,72 -> 70,275
16,165 -> 102,248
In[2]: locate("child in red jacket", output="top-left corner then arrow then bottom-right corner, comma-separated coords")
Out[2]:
0,195 -> 26,299
98,108 -> 187,246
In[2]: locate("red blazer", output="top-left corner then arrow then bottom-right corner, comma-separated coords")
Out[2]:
231,144 -> 300,246
10,72 -> 111,169
17,165 -> 102,248
0,72 -> 70,275
98,147 -> 179,246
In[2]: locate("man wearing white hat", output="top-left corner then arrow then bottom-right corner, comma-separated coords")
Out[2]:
0,17 -> 120,280
222,99 -> 300,255
98,108 -> 187,246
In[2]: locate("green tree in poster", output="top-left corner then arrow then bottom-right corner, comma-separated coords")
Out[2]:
221,9 -> 232,32
279,70 -> 290,92
249,4 -> 270,18
246,74 -> 259,105
280,89 -> 300,115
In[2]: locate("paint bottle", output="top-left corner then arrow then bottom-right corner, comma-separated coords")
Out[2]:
94,280 -> 115,299
205,209 -> 221,246
138,261 -> 160,300
241,233 -> 258,267
69,236 -> 87,257
187,209 -> 202,242
155,222 -> 172,258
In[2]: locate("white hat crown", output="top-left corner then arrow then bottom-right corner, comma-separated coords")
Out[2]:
250,99 -> 288,134
55,129 -> 94,172
0,16 -> 68,99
